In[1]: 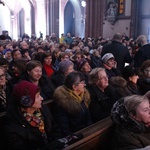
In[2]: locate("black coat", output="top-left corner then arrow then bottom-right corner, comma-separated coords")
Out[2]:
88,84 -> 117,123
4,105 -> 62,150
134,44 -> 150,68
102,41 -> 132,72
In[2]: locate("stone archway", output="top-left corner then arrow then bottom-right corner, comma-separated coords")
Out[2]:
60,0 -> 83,37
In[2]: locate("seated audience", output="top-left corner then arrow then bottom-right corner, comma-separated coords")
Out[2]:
88,67 -> 117,123
53,71 -> 92,136
111,92 -> 150,149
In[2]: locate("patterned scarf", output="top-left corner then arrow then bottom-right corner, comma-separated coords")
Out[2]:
22,109 -> 48,141
0,86 -> 7,109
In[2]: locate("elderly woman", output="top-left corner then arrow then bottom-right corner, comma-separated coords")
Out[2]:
22,60 -> 54,101
137,60 -> 150,94
53,71 -> 92,136
88,67 -> 117,123
111,92 -> 150,150
5,81 -> 65,150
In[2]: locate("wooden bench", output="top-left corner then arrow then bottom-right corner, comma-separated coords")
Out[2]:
63,117 -> 113,150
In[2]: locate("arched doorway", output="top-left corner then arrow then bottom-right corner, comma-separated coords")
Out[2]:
64,1 -> 75,36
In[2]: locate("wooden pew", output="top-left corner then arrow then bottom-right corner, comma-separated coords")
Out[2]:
63,117 -> 113,150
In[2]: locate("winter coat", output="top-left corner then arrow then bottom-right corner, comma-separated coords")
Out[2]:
111,98 -> 150,150
134,44 -> 150,68
51,71 -> 66,89
4,105 -> 62,150
137,77 -> 150,95
53,86 -> 92,136
88,84 -> 117,123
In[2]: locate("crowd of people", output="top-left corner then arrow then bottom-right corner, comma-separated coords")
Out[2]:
0,31 -> 150,149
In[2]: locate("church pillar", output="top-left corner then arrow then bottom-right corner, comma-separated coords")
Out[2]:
85,0 -> 104,38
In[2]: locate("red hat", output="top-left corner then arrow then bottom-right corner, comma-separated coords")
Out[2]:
13,81 -> 39,108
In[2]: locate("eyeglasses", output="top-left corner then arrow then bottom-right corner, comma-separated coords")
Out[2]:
0,74 -> 5,79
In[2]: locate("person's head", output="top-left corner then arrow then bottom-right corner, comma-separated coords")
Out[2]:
124,94 -> 150,127
12,59 -> 26,75
122,66 -> 139,84
26,60 -> 42,82
102,53 -> 115,68
3,49 -> 12,60
58,52 -> 69,61
0,58 -> 9,73
41,52 -> 52,65
136,35 -> 148,47
140,60 -> 150,79
36,46 -> 44,53
112,33 -> 122,42
59,60 -> 74,76
11,49 -> 22,60
13,81 -> 43,109
89,67 -> 108,90
64,71 -> 85,95
76,58 -> 91,73
20,41 -> 29,50
0,67 -> 6,86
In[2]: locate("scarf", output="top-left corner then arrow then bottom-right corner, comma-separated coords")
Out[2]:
0,86 -> 7,109
43,64 -> 54,77
65,87 -> 84,104
22,109 -> 48,141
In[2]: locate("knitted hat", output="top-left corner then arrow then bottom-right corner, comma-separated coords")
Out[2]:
13,81 -> 39,108
3,49 -> 12,55
101,53 -> 114,63
76,58 -> 88,71
59,60 -> 74,74
122,66 -> 138,80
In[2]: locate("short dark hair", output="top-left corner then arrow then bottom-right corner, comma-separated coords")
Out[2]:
64,71 -> 85,90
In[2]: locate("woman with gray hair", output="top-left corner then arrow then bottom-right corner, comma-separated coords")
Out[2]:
87,67 -> 117,123
111,92 -> 150,150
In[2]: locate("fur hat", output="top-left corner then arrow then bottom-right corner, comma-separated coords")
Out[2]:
13,81 -> 39,108
76,58 -> 88,71
59,60 -> 74,74
101,53 -> 114,63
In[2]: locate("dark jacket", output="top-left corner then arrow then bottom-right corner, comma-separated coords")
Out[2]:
51,71 -> 66,89
88,84 -> 117,123
53,86 -> 92,136
137,77 -> 150,95
4,105 -> 62,150
102,41 -> 132,72
111,98 -> 150,150
134,44 -> 150,68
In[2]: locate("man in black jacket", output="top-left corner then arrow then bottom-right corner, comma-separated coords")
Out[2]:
101,33 -> 132,72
